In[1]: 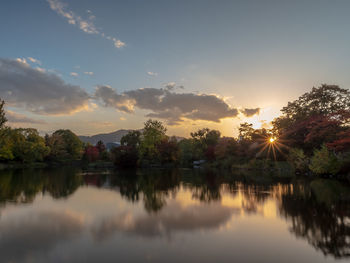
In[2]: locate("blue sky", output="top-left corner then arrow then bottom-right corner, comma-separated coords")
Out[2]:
1,0 -> 350,136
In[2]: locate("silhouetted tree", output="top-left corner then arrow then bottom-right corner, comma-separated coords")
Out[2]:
273,85 -> 350,135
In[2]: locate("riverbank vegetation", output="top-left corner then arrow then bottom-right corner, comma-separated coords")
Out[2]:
0,84 -> 349,178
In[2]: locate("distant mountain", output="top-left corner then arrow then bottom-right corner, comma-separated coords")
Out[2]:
79,129 -> 133,145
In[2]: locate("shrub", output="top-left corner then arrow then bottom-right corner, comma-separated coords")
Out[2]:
309,144 -> 342,175
287,148 -> 309,172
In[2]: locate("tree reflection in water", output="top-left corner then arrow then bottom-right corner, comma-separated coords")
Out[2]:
0,167 -> 349,259
279,179 -> 350,258
0,167 -> 83,203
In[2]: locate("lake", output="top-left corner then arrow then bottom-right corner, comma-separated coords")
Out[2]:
0,167 -> 349,263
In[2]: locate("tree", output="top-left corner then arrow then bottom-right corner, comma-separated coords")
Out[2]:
121,130 -> 141,148
178,138 -> 195,167
0,128 -> 14,160
0,98 -> 7,129
273,85 -> 350,135
287,148 -> 308,173
215,137 -> 238,160
238,122 -> 255,141
139,119 -> 167,162
95,140 -> 109,160
84,145 -> 100,162
96,140 -> 106,153
190,128 -> 221,160
46,129 -> 83,161
204,130 -> 221,146
157,138 -> 179,164
10,128 -> 50,163
327,130 -> 350,152
282,111 -> 350,154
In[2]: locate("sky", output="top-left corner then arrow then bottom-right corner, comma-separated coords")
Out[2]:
1,0 -> 350,137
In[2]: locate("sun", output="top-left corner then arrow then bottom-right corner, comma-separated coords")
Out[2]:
269,137 -> 275,143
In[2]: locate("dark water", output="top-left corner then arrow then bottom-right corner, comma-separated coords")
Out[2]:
0,168 -> 349,263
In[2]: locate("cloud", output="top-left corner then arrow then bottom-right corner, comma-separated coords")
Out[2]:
92,202 -> 236,240
27,57 -> 41,65
164,82 -> 176,90
0,58 -> 90,115
94,86 -> 240,125
113,38 -> 126,48
147,71 -> 158,77
6,111 -> 47,124
47,0 -> 98,34
47,0 -> 125,48
94,85 -> 134,113
35,67 -> 46,73
84,71 -> 94,76
240,108 -> 260,117
164,82 -> 184,91
70,72 -> 78,77
15,57 -> 28,65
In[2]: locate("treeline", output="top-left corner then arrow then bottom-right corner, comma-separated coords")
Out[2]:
0,84 -> 350,176
0,127 -> 84,164
110,85 -> 350,176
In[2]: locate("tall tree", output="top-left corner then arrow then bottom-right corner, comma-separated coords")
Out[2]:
139,119 -> 167,162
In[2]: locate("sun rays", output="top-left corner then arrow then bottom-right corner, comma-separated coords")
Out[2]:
255,135 -> 289,161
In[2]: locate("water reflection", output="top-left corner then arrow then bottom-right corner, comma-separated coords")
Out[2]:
279,179 -> 350,258
0,167 -> 349,262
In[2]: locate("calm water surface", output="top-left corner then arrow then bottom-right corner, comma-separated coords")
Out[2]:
0,168 -> 349,263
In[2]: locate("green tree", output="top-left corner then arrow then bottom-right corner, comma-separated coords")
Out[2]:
10,128 -> 50,163
139,119 -> 167,162
0,128 -> 14,160
46,129 -> 83,161
0,98 -> 6,128
309,144 -> 342,175
287,148 -> 309,173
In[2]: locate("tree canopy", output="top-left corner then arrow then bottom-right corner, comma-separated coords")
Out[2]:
273,84 -> 350,134
139,119 -> 167,161
46,129 -> 83,161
